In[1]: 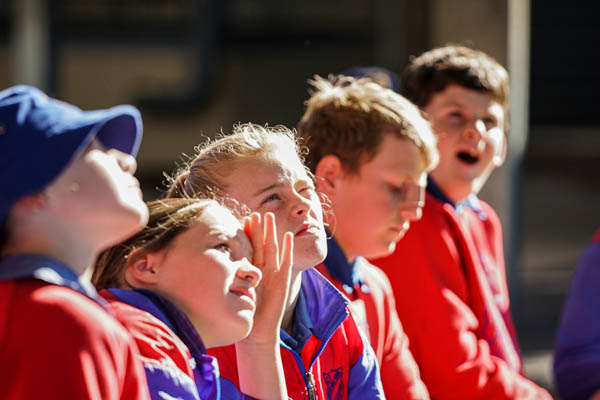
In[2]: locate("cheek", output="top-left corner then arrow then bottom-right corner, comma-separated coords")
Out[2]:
272,210 -> 291,238
436,135 -> 455,156
311,198 -> 325,222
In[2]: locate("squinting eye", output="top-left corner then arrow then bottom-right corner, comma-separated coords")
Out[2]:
215,243 -> 232,253
447,112 -> 463,122
389,184 -> 408,200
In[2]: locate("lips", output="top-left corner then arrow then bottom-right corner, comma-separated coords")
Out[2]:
230,286 -> 256,305
295,222 -> 320,236
128,179 -> 143,197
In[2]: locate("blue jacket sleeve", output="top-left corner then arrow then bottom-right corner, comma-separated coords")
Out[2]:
347,331 -> 386,400
554,240 -> 600,400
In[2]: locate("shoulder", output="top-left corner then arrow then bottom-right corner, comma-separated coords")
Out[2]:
106,296 -> 175,342
466,198 -> 502,228
1,280 -> 137,371
14,281 -> 128,339
102,291 -> 195,373
409,193 -> 462,239
356,258 -> 392,293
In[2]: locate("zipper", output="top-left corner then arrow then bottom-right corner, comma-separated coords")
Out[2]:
306,370 -> 317,400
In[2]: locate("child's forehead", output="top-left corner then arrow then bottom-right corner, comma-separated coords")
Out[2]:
241,147 -> 306,177
429,84 -> 504,115
189,202 -> 242,236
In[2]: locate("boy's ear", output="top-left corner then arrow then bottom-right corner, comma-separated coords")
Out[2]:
125,250 -> 165,287
314,155 -> 344,196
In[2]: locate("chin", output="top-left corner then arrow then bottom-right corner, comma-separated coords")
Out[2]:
364,241 -> 397,260
295,240 -> 328,270
212,319 -> 253,347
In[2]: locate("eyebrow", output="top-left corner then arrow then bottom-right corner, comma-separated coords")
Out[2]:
252,177 -> 314,198
253,182 -> 283,197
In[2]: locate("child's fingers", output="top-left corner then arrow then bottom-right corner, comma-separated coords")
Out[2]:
263,212 -> 279,271
242,216 -> 252,237
280,231 -> 294,276
248,213 -> 264,267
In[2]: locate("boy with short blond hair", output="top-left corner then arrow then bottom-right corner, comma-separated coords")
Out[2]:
371,45 -> 552,399
298,75 -> 437,399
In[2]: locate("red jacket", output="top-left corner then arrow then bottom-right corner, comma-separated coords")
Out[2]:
371,188 -> 551,400
100,289 -> 220,400
208,268 -> 385,400
0,255 -> 149,400
316,237 -> 428,399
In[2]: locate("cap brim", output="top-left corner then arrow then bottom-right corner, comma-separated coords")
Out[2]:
76,105 -> 143,156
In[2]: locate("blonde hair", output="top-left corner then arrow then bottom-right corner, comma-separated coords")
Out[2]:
297,75 -> 439,174
166,123 -> 309,199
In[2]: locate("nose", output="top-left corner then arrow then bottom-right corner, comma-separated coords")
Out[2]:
463,119 -> 486,143
399,204 -> 423,222
109,149 -> 137,174
236,260 -> 262,288
398,184 -> 425,222
290,192 -> 311,218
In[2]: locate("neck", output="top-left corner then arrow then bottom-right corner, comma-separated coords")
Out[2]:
280,269 -> 303,334
323,218 -> 356,264
3,222 -> 96,276
429,175 -> 471,204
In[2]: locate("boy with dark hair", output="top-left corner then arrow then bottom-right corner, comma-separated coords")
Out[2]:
371,45 -> 552,398
297,75 -> 438,399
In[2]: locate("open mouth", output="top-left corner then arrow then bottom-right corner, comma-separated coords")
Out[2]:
456,150 -> 479,165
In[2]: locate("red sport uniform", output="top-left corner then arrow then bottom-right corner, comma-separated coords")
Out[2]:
317,237 -> 429,399
372,180 -> 551,399
0,255 -> 150,400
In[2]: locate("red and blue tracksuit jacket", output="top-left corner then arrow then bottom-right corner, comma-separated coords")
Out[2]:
371,178 -> 551,399
316,236 -> 429,399
554,228 -> 600,400
101,288 -> 260,400
0,254 -> 150,400
208,268 -> 385,400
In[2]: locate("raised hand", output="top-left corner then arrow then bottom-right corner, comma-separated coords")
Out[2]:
236,212 -> 292,399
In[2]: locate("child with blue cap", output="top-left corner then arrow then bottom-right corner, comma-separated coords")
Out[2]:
0,85 -> 151,399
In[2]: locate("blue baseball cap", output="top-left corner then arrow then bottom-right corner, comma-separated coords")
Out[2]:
0,85 -> 143,224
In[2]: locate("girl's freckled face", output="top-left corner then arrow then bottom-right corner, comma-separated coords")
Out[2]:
222,147 -> 327,272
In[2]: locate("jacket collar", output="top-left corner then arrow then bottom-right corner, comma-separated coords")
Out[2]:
427,177 -> 487,219
108,288 -> 207,355
322,235 -> 366,293
299,268 -> 349,341
0,253 -> 100,302
107,288 -> 219,399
